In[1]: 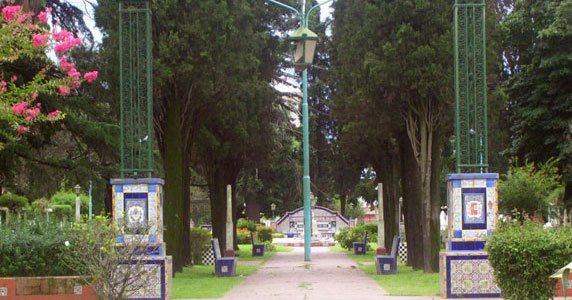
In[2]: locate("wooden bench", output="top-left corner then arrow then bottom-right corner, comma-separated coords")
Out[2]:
375,235 -> 400,275
353,231 -> 368,255
211,238 -> 237,276
251,232 -> 265,257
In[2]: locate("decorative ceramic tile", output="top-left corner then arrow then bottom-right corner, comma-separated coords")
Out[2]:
0,287 -> 7,297
462,188 -> 487,230
448,256 -> 501,297
74,285 -> 82,295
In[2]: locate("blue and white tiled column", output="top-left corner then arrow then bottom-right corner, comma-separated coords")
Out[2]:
440,173 -> 501,298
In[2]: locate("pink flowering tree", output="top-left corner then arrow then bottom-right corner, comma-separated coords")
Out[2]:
0,4 -> 97,142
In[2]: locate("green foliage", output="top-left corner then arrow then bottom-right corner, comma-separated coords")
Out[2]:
345,202 -> 365,220
0,193 -> 29,212
255,226 -> 273,243
51,191 -> 89,212
0,219 -> 76,276
190,228 -> 211,265
486,222 -> 572,300
51,204 -> 73,220
498,159 -> 563,216
264,241 -> 275,252
237,229 -> 251,245
237,218 -> 257,232
334,224 -> 377,250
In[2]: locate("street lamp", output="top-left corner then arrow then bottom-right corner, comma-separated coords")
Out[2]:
74,184 -> 81,221
271,203 -> 276,219
289,26 -> 318,72
267,0 -> 333,263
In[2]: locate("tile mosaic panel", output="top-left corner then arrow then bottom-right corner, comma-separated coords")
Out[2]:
462,188 -> 487,230
447,256 -> 501,298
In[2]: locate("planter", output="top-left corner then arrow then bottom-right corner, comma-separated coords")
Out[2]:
0,276 -> 96,299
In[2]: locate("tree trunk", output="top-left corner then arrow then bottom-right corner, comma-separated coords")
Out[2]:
420,119 -> 434,273
208,162 -> 240,252
400,133 -> 424,269
430,127 -> 443,271
163,99 -> 186,273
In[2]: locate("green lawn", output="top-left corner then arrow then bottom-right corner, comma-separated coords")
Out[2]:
173,244 -> 292,299
331,244 -> 440,296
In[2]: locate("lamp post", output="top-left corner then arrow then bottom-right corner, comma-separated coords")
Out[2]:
267,0 -> 332,263
74,184 -> 81,221
271,203 -> 276,219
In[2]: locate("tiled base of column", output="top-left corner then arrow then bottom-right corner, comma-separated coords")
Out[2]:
119,256 -> 172,300
440,251 -> 500,298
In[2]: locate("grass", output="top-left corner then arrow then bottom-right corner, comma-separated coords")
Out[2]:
173,244 -> 292,299
331,243 -> 440,296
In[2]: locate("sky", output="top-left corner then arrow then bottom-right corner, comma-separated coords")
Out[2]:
67,0 -> 334,46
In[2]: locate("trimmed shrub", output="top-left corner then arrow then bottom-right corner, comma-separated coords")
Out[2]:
486,222 -> 572,300
190,228 -> 211,265
51,204 -> 74,221
237,218 -> 256,232
335,224 -> 378,250
0,219 -> 76,277
0,193 -> 29,212
256,225 -> 273,243
51,191 -> 89,212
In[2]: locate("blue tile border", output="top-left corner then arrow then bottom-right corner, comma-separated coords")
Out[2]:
448,173 -> 499,180
452,180 -> 462,188
110,178 -> 165,185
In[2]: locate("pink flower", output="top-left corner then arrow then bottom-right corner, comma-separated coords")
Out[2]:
31,92 -> 38,100
54,38 -> 82,54
25,108 -> 40,121
36,8 -> 51,23
11,101 -> 28,115
32,34 -> 49,48
67,80 -> 81,89
59,57 -> 75,72
67,68 -> 81,79
47,110 -> 61,119
16,12 -> 28,24
58,86 -> 70,96
52,30 -> 73,42
83,71 -> 98,83
2,5 -> 21,23
10,75 -> 17,82
0,81 -> 6,93
16,125 -> 29,134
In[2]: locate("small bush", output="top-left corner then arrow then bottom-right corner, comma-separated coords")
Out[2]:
237,218 -> 256,232
335,224 -> 377,250
264,241 -> 275,252
190,228 -> 211,265
51,191 -> 89,212
256,225 -> 273,243
0,219 -> 76,277
0,193 -> 29,212
237,228 -> 251,244
486,222 -> 572,300
51,204 -> 73,221
272,232 -> 284,238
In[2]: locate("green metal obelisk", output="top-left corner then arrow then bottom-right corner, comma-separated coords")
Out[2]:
440,1 -> 501,298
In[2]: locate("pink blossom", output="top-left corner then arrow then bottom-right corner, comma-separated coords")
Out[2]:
52,30 -> 73,42
31,92 -> 38,100
83,71 -> 98,83
16,12 -> 28,24
16,125 -> 29,134
2,5 -> 21,23
67,80 -> 81,90
10,75 -> 17,82
54,38 -> 82,54
32,34 -> 49,48
36,8 -> 51,24
59,57 -> 75,72
11,101 -> 28,115
58,86 -> 70,96
0,81 -> 6,93
25,107 -> 40,121
67,68 -> 81,79
47,110 -> 61,119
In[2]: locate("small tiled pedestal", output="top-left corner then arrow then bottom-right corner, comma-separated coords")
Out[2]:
111,178 -> 172,300
440,174 -> 501,298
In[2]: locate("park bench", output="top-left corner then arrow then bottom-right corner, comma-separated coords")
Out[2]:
353,231 -> 368,255
211,238 -> 237,277
251,232 -> 265,257
375,235 -> 400,275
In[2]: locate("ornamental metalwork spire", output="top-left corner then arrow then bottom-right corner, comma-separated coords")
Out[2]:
454,0 -> 488,173
119,0 -> 154,178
